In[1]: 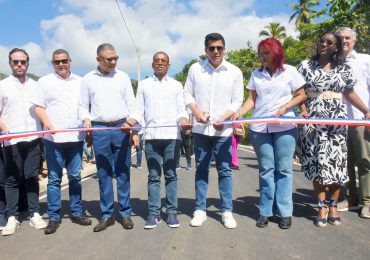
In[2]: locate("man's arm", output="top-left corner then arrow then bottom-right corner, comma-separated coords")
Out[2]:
35,106 -> 54,130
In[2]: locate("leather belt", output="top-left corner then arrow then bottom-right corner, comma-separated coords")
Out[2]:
91,118 -> 127,127
307,91 -> 343,100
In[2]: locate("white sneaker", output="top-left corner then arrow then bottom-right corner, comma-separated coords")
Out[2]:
190,210 -> 207,227
222,211 -> 237,229
1,216 -> 20,236
29,213 -> 47,230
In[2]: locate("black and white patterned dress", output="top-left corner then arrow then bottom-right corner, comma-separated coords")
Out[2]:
298,59 -> 357,185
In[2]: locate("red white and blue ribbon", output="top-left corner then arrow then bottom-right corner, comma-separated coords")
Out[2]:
1,116 -> 369,141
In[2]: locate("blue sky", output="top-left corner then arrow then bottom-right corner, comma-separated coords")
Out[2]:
0,0 -> 327,79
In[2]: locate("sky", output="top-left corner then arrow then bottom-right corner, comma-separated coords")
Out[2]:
0,0 -> 327,79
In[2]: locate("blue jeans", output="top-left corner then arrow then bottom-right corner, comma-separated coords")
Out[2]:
136,134 -> 144,166
92,126 -> 131,219
193,133 -> 233,212
250,128 -> 297,217
145,139 -> 179,216
44,140 -> 84,221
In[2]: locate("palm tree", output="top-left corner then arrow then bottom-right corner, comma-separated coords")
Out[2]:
288,0 -> 320,27
259,22 -> 287,40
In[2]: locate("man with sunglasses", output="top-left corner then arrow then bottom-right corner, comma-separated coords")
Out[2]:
31,49 -> 91,235
184,33 -> 244,229
79,43 -> 137,232
0,48 -> 46,236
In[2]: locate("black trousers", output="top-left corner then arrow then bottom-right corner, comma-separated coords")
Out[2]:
0,147 -> 5,216
181,132 -> 193,165
4,139 -> 41,218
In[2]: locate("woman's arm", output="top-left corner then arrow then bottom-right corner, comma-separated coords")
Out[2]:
274,85 -> 307,118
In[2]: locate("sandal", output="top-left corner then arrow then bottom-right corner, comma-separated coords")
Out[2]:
328,198 -> 341,226
314,200 -> 328,227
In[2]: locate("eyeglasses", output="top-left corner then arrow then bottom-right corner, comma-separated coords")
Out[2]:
207,46 -> 224,52
258,52 -> 271,58
153,58 -> 168,64
11,60 -> 28,66
318,39 -> 336,46
100,56 -> 119,62
53,59 -> 69,65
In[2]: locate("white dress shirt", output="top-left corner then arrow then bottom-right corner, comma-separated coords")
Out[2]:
131,75 -> 187,140
0,75 -> 42,146
78,68 -> 136,122
345,50 -> 370,120
184,59 -> 244,137
31,72 -> 84,143
247,64 -> 306,133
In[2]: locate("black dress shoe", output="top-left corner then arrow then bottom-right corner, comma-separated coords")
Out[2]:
120,217 -> 134,230
256,216 -> 269,228
44,220 -> 60,235
278,217 -> 292,229
93,218 -> 115,232
72,215 -> 92,226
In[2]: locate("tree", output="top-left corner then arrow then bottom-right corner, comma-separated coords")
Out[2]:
314,0 -> 369,53
288,0 -> 321,26
174,58 -> 199,85
288,0 -> 325,39
259,22 -> 287,40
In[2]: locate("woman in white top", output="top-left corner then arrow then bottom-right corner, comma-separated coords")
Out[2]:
233,38 -> 306,229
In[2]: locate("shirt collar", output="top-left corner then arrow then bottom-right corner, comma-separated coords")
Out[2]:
95,67 -> 116,77
54,71 -> 75,81
152,74 -> 168,82
203,59 -> 228,71
347,49 -> 357,59
10,74 -> 29,84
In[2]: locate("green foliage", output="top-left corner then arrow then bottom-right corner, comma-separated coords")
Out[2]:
0,73 -> 7,80
259,22 -> 287,40
226,42 -> 259,101
174,58 -> 199,85
284,38 -> 316,66
315,0 -> 370,53
26,73 -> 40,81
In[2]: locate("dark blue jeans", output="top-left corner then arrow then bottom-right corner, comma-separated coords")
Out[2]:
92,126 -> 132,219
145,139 -> 180,216
44,140 -> 84,221
193,133 -> 233,212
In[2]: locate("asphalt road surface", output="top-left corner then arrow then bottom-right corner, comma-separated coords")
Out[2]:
1,145 -> 369,260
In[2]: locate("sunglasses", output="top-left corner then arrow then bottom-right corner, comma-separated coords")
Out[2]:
53,59 -> 69,65
319,39 -> 336,46
207,46 -> 224,52
11,60 -> 28,66
100,56 -> 119,62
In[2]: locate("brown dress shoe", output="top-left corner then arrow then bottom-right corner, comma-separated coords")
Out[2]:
44,220 -> 60,235
93,218 -> 115,232
120,217 -> 134,230
72,215 -> 92,226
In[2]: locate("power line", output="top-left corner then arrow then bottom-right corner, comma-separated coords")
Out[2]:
114,0 -> 138,52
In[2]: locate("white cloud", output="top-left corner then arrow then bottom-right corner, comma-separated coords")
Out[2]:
2,0 -> 298,78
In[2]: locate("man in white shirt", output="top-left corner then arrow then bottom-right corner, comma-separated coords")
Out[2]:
130,52 -> 188,229
336,27 -> 370,219
0,48 -> 47,236
32,49 -> 92,235
79,43 -> 137,232
184,33 -> 244,229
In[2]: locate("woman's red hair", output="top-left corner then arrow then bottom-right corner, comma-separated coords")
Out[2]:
258,37 -> 285,71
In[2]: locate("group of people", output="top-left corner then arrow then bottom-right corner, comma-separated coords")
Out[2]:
0,27 -> 369,238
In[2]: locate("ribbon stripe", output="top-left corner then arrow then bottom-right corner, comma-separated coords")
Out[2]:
1,116 -> 369,141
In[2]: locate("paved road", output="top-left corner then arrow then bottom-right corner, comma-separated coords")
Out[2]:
1,146 -> 369,260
